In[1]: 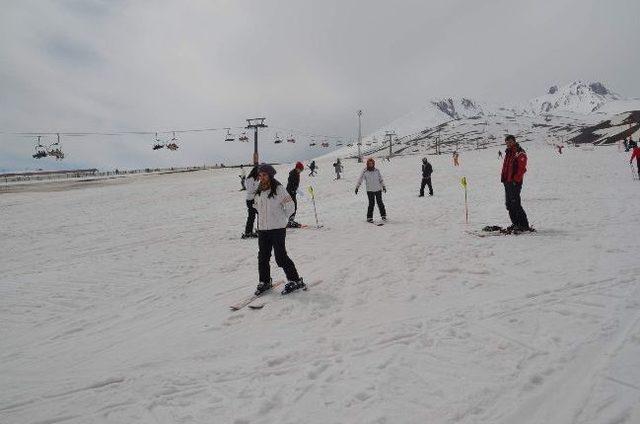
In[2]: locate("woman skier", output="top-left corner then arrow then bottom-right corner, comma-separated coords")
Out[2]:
355,158 -> 387,223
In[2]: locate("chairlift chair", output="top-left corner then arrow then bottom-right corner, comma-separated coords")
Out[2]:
287,135 -> 295,143
32,136 -> 48,159
166,132 -> 179,151
239,132 -> 249,142
47,134 -> 65,160
321,142 -> 329,148
225,128 -> 235,142
274,133 -> 282,144
152,132 -> 165,150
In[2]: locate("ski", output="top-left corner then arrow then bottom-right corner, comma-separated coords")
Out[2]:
229,280 -> 285,311
466,226 -> 536,237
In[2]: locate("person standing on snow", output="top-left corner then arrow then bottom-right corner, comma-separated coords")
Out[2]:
355,158 -> 387,222
308,160 -> 317,176
501,135 -> 532,232
286,162 -> 304,228
253,164 -> 305,295
333,158 -> 343,180
453,151 -> 460,166
419,157 -> 433,197
241,165 -> 260,238
498,150 -> 503,159
630,143 -> 640,179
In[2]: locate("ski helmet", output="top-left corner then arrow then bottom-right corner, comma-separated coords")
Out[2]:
295,161 -> 304,170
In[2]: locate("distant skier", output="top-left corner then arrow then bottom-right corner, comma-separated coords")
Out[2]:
286,162 -> 304,228
501,135 -> 532,232
253,164 -> 305,295
498,150 -> 503,159
556,145 -> 564,154
453,151 -> 460,166
333,158 -> 343,180
308,160 -> 317,177
419,157 -> 433,197
355,158 -> 387,223
630,143 -> 640,180
241,165 -> 259,238
239,165 -> 246,191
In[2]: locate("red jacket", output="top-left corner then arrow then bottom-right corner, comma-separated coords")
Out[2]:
631,146 -> 640,162
501,145 -> 527,183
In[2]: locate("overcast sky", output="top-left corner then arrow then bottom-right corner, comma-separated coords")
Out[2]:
1,0 -> 639,171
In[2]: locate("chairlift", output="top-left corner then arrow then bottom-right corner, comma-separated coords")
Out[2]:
166,131 -> 179,151
225,128 -> 235,142
32,136 -> 48,159
153,132 -> 165,150
239,132 -> 249,142
47,133 -> 65,160
321,142 -> 329,148
274,133 -> 282,144
287,135 -> 296,143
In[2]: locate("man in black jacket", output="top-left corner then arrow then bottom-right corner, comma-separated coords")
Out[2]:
286,162 -> 304,227
419,157 -> 433,197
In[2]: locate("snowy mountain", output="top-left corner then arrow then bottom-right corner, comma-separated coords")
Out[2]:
329,81 -> 640,160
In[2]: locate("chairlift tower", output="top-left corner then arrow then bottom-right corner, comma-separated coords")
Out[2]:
357,110 -> 363,163
246,118 -> 267,165
385,131 -> 396,160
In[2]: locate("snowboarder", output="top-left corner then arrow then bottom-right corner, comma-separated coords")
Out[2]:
253,164 -> 305,295
286,162 -> 304,228
630,143 -> 640,179
453,151 -> 460,166
308,160 -> 317,177
501,135 -> 532,232
333,158 -> 343,180
419,157 -> 433,197
242,166 -> 259,238
355,158 -> 387,223
239,165 -> 246,191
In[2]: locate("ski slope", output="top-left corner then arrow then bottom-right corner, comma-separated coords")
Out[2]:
2,144 -> 640,423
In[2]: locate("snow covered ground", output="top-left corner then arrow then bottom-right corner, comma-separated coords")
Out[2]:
2,144 -> 640,423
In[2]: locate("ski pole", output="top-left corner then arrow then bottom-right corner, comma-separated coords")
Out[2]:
308,186 -> 320,228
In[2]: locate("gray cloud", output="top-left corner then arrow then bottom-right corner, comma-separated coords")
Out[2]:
1,0 -> 639,171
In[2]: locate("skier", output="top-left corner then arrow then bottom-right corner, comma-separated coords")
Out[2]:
498,150 -> 503,159
419,157 -> 433,197
501,135 -> 532,232
630,143 -> 640,179
453,151 -> 460,166
355,158 -> 387,223
333,158 -> 343,180
286,161 -> 304,228
556,145 -> 564,154
241,165 -> 259,238
239,165 -> 246,191
253,164 -> 305,295
308,160 -> 317,177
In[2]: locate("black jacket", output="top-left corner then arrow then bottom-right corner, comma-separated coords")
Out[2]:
422,162 -> 433,177
287,169 -> 300,193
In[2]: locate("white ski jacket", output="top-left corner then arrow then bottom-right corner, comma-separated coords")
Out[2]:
356,168 -> 385,192
254,183 -> 296,230
245,177 -> 260,201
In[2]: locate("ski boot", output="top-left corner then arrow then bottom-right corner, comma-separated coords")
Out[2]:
281,278 -> 305,295
254,280 -> 273,296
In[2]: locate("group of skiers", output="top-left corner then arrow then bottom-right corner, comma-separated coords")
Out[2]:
240,134 -> 541,296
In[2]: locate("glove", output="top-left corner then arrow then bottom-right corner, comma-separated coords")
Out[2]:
383,186 -> 387,193
355,187 -> 359,195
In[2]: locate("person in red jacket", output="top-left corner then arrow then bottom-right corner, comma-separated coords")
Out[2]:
631,143 -> 640,179
501,135 -> 532,232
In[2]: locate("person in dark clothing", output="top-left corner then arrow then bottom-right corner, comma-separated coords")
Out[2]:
253,164 -> 304,295
501,135 -> 532,232
308,160 -> 317,176
241,166 -> 260,238
286,162 -> 304,228
239,165 -> 246,191
419,157 -> 433,197
498,150 -> 503,159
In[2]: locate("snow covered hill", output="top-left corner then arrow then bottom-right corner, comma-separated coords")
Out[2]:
2,144 -> 639,423
329,81 -> 640,161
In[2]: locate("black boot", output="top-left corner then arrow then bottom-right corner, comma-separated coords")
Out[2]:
281,278 -> 305,295
255,280 -> 273,296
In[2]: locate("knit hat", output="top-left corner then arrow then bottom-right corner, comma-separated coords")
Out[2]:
295,161 -> 304,170
258,164 -> 276,177
366,158 -> 375,166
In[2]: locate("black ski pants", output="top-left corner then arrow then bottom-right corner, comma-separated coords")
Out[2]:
504,182 -> 529,228
258,228 -> 300,283
420,176 -> 433,196
287,188 -> 297,221
367,191 -> 386,220
245,200 -> 256,235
